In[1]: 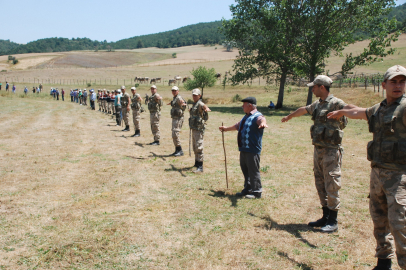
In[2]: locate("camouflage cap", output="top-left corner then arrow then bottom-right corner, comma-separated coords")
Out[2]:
307,75 -> 333,87
171,86 -> 179,91
192,89 -> 201,95
121,85 -> 125,90
384,65 -> 406,81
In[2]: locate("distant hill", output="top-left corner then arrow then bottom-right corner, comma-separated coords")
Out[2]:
112,21 -> 224,49
0,39 -> 20,55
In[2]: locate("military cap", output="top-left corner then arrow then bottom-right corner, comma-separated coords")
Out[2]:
121,85 -> 125,90
192,89 -> 201,95
171,86 -> 179,91
151,85 -> 157,89
131,87 -> 136,90
241,97 -> 257,105
107,90 -> 110,93
384,65 -> 406,81
307,75 -> 333,87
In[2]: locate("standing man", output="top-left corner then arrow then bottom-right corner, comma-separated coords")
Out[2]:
70,89 -> 73,102
168,86 -> 187,156
56,88 -> 59,100
114,89 -> 122,126
0,82 -> 2,90
130,87 -> 142,137
5,81 -> 9,91
219,97 -> 267,199
147,85 -> 163,145
281,75 -> 355,233
120,86 -> 131,132
328,65 -> 406,270
83,89 -> 88,106
107,90 -> 113,114
12,84 -> 16,93
90,89 -> 96,110
189,89 -> 210,172
24,86 -> 28,95
97,90 -> 101,110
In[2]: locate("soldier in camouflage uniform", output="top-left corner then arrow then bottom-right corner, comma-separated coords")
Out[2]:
97,90 -> 102,111
121,86 -> 131,132
189,89 -> 211,172
168,86 -> 187,156
282,75 -> 356,233
130,87 -> 142,137
328,65 -> 406,270
147,85 -> 163,145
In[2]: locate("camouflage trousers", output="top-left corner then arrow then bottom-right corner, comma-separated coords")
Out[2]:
192,129 -> 204,162
122,107 -> 130,126
172,117 -> 184,147
132,110 -> 141,130
370,167 -> 406,269
108,102 -> 113,113
150,112 -> 161,141
313,146 -> 342,211
102,100 -> 107,111
111,103 -> 115,114
98,100 -> 101,110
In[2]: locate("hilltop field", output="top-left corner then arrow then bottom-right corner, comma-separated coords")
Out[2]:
0,36 -> 406,269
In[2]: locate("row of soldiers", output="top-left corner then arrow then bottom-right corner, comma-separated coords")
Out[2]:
95,85 -> 210,172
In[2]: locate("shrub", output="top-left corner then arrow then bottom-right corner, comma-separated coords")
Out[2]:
87,83 -> 91,87
232,94 -> 242,102
172,53 -> 177,58
134,83 -> 139,87
8,55 -> 13,61
13,59 -> 18,65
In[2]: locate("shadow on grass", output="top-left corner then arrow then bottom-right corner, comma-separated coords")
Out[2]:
126,155 -> 148,160
251,214 -> 317,249
134,142 -> 145,148
208,189 -> 239,207
164,164 -> 195,177
277,251 -> 313,270
149,152 -> 170,161
209,105 -> 300,118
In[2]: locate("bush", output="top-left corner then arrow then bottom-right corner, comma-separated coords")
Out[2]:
172,53 -> 177,58
232,94 -> 242,102
134,83 -> 139,87
8,55 -> 13,61
87,83 -> 91,87
1,70 -> 7,72
12,59 -> 18,65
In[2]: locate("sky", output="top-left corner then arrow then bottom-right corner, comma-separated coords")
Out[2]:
2,0 -> 406,44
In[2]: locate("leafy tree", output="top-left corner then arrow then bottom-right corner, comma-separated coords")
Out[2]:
136,40 -> 144,48
222,0 -> 400,108
184,66 -> 217,97
172,53 -> 177,58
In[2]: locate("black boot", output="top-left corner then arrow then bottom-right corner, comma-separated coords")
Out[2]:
149,141 -> 159,145
321,210 -> 338,233
122,125 -> 130,131
173,146 -> 184,156
372,258 -> 392,270
193,160 -> 198,168
131,130 -> 140,137
193,161 -> 203,173
308,207 -> 330,227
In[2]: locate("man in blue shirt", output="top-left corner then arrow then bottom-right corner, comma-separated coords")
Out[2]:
219,97 -> 268,199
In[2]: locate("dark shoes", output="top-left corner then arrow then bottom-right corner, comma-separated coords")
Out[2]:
321,210 -> 338,233
236,189 -> 250,197
172,146 -> 184,156
131,130 -> 140,137
193,161 -> 203,173
122,125 -> 130,131
308,206 -> 330,227
372,259 -> 392,270
149,141 -> 160,145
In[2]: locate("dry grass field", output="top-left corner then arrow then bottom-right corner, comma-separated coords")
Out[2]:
0,36 -> 405,269
0,83 -> 402,269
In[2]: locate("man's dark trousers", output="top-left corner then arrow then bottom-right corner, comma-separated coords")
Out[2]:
240,151 -> 262,193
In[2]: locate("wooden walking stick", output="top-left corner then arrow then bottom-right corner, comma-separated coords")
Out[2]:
222,122 -> 229,189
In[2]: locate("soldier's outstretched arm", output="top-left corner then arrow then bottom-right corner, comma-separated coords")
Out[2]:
327,107 -> 367,120
281,106 -> 307,122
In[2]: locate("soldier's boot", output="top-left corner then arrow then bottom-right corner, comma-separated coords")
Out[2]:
122,125 -> 130,131
150,141 -> 160,146
131,129 -> 140,137
308,206 -> 330,227
372,259 -> 392,270
321,210 -> 338,233
193,160 -> 198,168
193,161 -> 203,173
173,146 -> 184,157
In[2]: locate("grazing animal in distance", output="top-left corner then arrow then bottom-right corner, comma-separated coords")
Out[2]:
215,73 -> 221,79
150,78 -> 156,84
168,79 -> 176,86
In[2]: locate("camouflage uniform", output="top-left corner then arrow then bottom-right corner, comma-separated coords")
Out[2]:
306,95 -> 347,211
121,92 -> 131,126
366,95 -> 406,269
131,93 -> 142,130
189,99 -> 208,162
148,93 -> 163,141
171,94 -> 186,147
